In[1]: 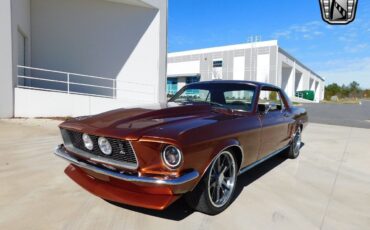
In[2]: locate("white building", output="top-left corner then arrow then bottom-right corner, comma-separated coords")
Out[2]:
0,0 -> 167,118
167,40 -> 325,102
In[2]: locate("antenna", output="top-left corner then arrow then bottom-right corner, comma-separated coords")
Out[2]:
247,35 -> 262,43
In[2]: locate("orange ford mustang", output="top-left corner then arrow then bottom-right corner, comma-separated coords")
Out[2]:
55,81 -> 307,215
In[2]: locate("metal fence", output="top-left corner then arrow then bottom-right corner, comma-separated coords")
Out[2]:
17,65 -> 118,98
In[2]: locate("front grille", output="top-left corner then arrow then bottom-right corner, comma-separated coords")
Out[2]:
64,130 -> 138,166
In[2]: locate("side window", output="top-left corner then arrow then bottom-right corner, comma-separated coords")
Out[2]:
223,90 -> 254,112
258,89 -> 284,112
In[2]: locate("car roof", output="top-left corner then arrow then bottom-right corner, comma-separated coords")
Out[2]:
188,80 -> 280,90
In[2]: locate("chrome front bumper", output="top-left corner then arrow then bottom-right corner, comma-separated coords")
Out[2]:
54,145 -> 199,186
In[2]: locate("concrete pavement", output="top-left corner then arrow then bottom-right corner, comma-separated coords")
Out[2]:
0,119 -> 369,230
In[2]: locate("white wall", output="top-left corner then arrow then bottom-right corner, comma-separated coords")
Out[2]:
233,56 -> 245,81
0,0 -> 14,118
256,54 -> 270,83
30,0 -> 166,103
0,0 -> 167,118
14,88 -> 154,117
278,50 -> 325,102
167,61 -> 200,76
11,0 -> 31,75
149,0 -> 168,104
281,66 -> 294,97
294,71 -> 303,92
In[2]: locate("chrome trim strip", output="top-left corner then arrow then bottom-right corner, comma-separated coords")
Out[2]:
55,145 -> 199,186
239,145 -> 289,175
127,141 -> 139,168
60,129 -> 139,170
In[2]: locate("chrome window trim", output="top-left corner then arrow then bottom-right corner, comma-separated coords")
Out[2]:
60,129 -> 139,170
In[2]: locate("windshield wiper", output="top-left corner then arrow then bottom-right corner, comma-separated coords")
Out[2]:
171,99 -> 194,105
172,100 -> 228,109
207,101 -> 225,107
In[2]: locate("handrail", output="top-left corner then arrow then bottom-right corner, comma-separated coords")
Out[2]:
17,65 -> 154,99
18,65 -> 115,81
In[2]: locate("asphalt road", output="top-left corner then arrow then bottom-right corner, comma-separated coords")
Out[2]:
302,100 -> 370,129
1,119 -> 370,229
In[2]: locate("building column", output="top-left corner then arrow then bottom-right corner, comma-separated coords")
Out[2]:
291,61 -> 296,97
154,0 -> 167,104
0,0 -> 14,118
315,81 -> 320,102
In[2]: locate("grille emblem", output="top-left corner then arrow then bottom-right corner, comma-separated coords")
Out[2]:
319,0 -> 358,25
118,142 -> 126,155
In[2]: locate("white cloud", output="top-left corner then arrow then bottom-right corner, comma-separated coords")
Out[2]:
344,43 -> 369,53
272,21 -> 324,40
338,36 -> 355,42
272,31 -> 291,39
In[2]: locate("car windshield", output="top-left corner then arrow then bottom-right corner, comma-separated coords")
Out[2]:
169,83 -> 256,112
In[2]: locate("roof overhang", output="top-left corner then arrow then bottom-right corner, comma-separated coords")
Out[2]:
167,74 -> 201,79
168,40 -> 278,58
106,0 -> 159,9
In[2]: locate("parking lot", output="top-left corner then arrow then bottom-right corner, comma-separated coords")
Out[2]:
303,100 -> 370,129
1,118 -> 370,230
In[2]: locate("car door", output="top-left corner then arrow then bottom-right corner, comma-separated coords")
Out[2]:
257,87 -> 290,160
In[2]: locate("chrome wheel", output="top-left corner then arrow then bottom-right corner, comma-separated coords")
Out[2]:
293,128 -> 302,156
207,151 -> 237,208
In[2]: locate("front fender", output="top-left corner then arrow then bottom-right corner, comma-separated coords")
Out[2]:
192,138 -> 243,188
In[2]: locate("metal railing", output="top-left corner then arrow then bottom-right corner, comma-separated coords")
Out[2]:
17,65 -> 117,98
17,66 -> 156,101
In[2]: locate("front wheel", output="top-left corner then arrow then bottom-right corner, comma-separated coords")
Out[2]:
185,150 -> 238,215
287,127 -> 302,159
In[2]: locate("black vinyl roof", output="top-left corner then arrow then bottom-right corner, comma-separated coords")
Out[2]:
189,80 -> 280,89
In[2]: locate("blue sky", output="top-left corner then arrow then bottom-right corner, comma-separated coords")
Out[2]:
168,0 -> 370,88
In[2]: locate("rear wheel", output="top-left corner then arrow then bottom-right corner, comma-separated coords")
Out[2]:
287,127 -> 302,159
185,150 -> 238,215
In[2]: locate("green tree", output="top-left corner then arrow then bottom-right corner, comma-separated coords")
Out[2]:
341,84 -> 351,98
324,83 -> 341,100
269,91 -> 277,101
325,81 -> 367,99
348,81 -> 361,97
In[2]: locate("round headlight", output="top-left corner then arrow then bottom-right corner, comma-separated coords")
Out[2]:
82,133 -> 94,150
162,145 -> 182,169
98,137 -> 112,155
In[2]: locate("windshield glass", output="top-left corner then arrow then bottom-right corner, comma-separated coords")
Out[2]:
169,83 -> 256,112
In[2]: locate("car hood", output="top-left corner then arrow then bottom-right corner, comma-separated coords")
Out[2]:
59,102 -> 235,141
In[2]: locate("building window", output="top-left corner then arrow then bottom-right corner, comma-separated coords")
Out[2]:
212,59 -> 223,79
213,60 -> 223,68
166,78 -> 178,97
186,76 -> 199,84
185,76 -> 200,95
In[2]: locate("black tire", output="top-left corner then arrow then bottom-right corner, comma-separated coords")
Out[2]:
185,150 -> 238,215
287,127 -> 302,159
